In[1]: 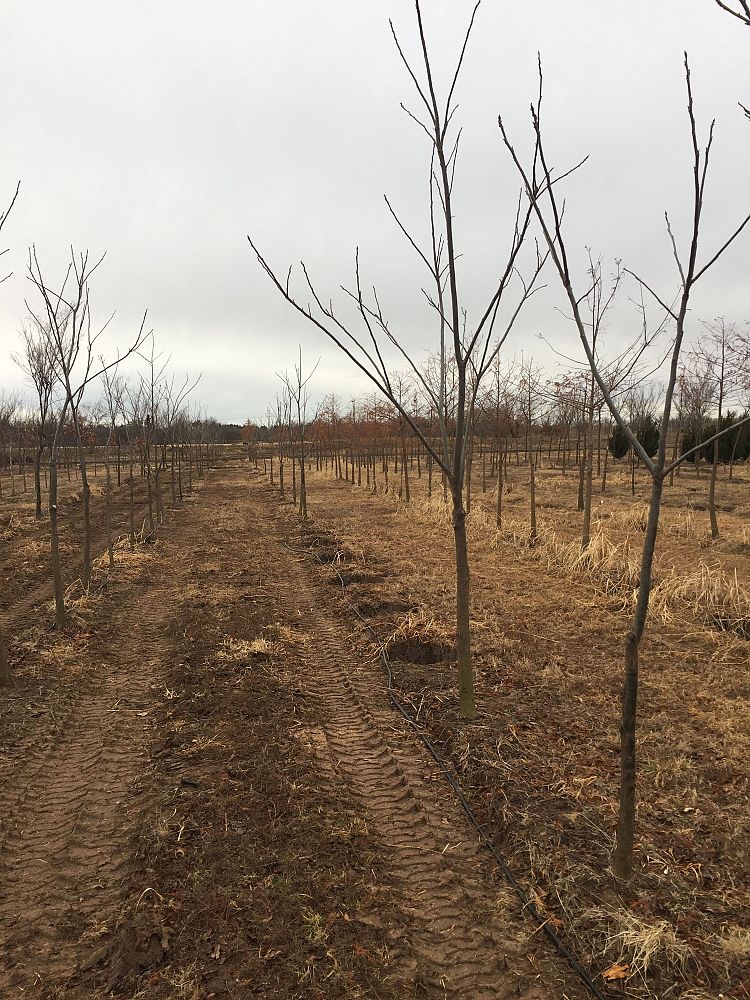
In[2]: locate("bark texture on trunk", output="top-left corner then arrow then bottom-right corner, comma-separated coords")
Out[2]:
612,475 -> 663,879
451,492 -> 476,720
708,444 -> 720,540
49,460 -> 66,627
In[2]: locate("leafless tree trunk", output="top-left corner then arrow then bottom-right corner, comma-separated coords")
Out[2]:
501,55 -> 750,878
250,0 -> 547,719
28,247 -> 147,616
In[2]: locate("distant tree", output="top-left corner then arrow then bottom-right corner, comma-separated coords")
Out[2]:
633,412 -> 660,459
0,180 -> 20,686
687,318 -> 745,536
14,321 -> 56,518
278,348 -> 319,521
27,246 -> 147,623
608,423 -> 630,459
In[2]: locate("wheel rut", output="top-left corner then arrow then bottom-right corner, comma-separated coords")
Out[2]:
257,477 -> 565,999
0,480 -> 212,996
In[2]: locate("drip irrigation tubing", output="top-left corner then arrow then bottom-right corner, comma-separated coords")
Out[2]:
283,530 -> 611,1000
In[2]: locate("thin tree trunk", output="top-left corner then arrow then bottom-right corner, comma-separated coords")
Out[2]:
34,447 -> 43,519
105,447 -> 114,569
299,443 -> 307,520
601,442 -> 609,494
49,459 -> 66,627
708,440 -> 720,540
129,449 -> 136,548
80,466 -> 91,591
451,489 -> 475,720
529,454 -> 537,545
496,447 -> 503,529
612,475 -> 663,879
581,395 -> 596,550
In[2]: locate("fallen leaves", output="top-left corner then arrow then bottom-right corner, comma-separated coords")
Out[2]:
602,962 -> 630,981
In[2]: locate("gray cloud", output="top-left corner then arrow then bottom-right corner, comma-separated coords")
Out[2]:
1,1 -> 748,420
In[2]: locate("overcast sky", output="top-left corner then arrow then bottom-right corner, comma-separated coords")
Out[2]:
1,1 -> 748,423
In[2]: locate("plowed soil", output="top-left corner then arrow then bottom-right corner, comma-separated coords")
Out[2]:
0,462 -> 583,999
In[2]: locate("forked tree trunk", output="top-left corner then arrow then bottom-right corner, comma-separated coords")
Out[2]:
451,488 -> 475,720
612,474 -> 663,879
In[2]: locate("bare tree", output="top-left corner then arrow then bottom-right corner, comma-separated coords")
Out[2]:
26,246 -> 147,624
121,378 -> 148,548
249,0 -> 548,719
100,367 -> 125,568
0,393 -> 20,501
715,0 -> 750,117
138,336 -> 169,535
0,181 -> 20,288
279,348 -> 319,521
162,371 -> 200,506
14,321 -> 56,518
500,56 -> 750,877
0,181 -> 20,686
716,0 -> 750,20
687,318 -> 745,536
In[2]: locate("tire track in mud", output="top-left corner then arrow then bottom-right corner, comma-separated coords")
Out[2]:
256,478 -> 569,1000
0,479 -> 214,995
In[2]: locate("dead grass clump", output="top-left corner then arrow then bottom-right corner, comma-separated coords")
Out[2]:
651,563 -> 750,637
565,527 -> 641,595
400,492 -> 452,529
712,924 -> 750,973
725,525 -> 750,553
590,907 -> 694,983
620,502 -> 650,532
667,508 -> 696,540
385,609 -> 454,665
215,635 -> 276,661
18,538 -> 74,562
39,635 -> 89,673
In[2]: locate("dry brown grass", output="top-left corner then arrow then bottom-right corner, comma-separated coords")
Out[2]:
216,635 -> 277,660
299,463 -> 750,999
594,908 -> 694,981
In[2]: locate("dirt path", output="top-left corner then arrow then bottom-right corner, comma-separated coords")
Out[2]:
0,478 -> 211,995
0,464 -> 582,998
253,473 -> 579,999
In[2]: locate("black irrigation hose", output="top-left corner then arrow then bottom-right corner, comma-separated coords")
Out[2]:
285,535 -> 611,1000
